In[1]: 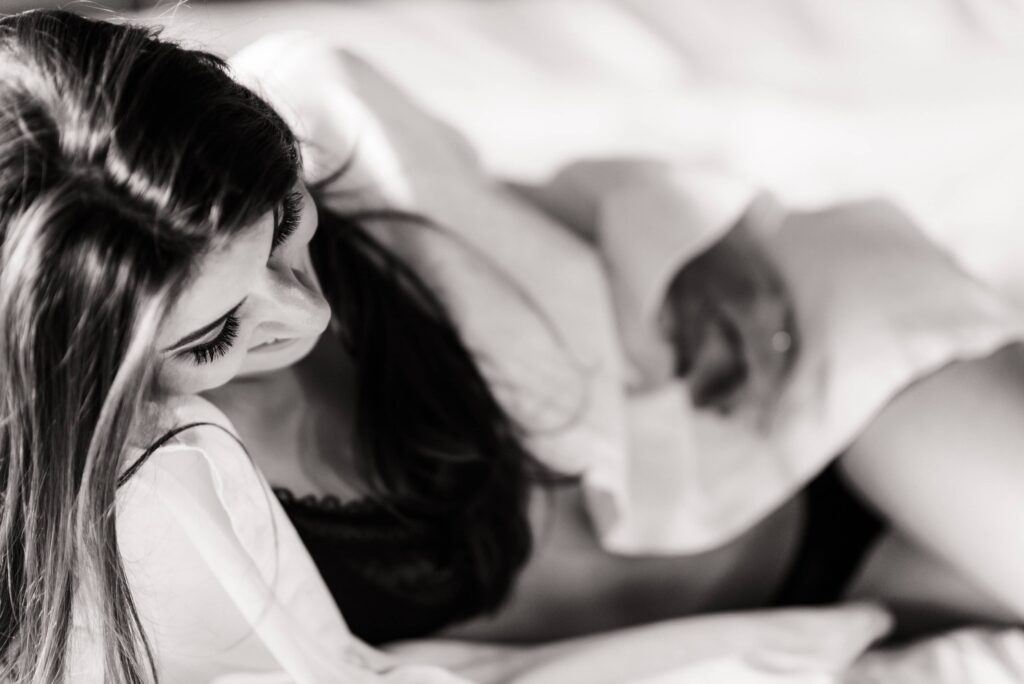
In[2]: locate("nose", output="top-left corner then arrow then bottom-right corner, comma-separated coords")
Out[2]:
252,262 -> 332,339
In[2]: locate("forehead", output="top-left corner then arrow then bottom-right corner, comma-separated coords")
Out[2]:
156,213 -> 274,351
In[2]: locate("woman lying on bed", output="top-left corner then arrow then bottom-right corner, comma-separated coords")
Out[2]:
2,9 -> 1023,683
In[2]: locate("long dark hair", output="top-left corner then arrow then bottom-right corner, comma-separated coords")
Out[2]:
309,205 -> 546,623
0,9 -> 545,682
1,10 -> 296,682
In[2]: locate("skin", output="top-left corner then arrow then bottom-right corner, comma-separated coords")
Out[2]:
840,343 -> 1024,632
154,184 -> 331,396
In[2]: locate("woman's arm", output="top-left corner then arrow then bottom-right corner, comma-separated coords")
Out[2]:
840,341 -> 1024,623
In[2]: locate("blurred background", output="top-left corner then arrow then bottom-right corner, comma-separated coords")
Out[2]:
4,0 -> 146,11
6,0 -> 1024,310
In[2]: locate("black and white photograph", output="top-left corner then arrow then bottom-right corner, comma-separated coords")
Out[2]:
2,0 -> 1024,682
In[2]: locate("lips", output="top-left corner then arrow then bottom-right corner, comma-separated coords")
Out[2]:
250,336 -> 296,352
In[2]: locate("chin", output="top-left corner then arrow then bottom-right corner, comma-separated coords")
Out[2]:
236,333 -> 321,378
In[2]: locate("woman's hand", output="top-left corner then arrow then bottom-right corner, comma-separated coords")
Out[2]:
662,214 -> 799,430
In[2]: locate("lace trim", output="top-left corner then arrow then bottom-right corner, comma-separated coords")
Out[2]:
272,485 -> 434,547
272,485 -> 377,514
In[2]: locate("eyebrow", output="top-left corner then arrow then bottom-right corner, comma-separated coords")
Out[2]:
162,299 -> 246,353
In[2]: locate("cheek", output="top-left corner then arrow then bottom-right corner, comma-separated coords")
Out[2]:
157,357 -> 246,396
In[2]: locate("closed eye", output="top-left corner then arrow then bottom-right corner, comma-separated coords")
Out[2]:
175,301 -> 244,365
272,190 -> 304,252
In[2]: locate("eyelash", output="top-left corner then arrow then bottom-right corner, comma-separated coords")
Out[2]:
185,313 -> 240,365
272,191 -> 304,250
179,193 -> 302,367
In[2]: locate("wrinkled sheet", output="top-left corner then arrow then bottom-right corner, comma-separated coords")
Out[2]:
150,0 -> 1024,305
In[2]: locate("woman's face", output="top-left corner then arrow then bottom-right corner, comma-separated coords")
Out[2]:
154,184 -> 332,395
